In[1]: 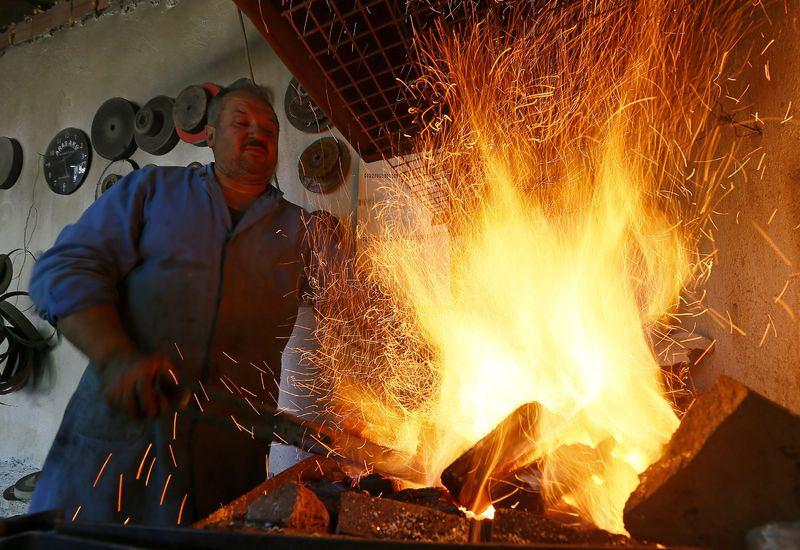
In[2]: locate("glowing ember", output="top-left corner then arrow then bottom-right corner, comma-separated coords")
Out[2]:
472,505 -> 495,521
307,0 -> 758,535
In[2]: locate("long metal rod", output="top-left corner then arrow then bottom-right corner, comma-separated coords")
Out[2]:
195,388 -> 429,484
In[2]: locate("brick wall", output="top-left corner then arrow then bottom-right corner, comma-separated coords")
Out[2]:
0,0 -> 114,53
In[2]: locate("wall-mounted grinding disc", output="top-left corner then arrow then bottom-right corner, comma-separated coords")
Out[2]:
134,95 -> 179,156
0,254 -> 12,293
174,86 -> 208,133
173,82 -> 222,147
298,137 -> 351,194
0,137 -> 23,190
12,472 -> 39,501
100,173 -> 122,195
91,97 -> 139,160
228,76 -> 254,89
95,158 -> 139,200
285,78 -> 331,133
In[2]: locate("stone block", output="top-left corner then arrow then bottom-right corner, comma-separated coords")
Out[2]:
624,376 -> 800,548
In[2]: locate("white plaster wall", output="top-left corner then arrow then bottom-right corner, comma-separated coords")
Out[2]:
692,1 -> 800,414
0,0 -> 357,467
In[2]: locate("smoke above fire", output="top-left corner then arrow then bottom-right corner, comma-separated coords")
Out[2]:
305,0 -> 759,534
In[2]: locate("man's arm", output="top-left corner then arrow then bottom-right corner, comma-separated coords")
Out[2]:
29,169 -> 183,419
58,304 -> 136,365
58,304 -> 181,419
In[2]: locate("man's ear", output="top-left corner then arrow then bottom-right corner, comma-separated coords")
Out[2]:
205,125 -> 215,148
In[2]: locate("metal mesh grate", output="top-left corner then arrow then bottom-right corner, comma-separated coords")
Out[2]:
386,154 -> 451,223
237,1 -> 494,221
280,0 -> 420,158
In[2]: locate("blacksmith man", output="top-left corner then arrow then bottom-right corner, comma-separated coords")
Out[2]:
28,82 -> 337,524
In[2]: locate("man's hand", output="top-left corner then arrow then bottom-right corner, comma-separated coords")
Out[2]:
56,304 -> 189,420
100,353 -> 186,420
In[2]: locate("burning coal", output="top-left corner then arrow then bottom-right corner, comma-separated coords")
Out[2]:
306,0 -> 760,535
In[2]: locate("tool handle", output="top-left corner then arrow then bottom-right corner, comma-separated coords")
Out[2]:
154,370 -> 191,410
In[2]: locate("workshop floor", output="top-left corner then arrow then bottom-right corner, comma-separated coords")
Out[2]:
0,457 -> 36,518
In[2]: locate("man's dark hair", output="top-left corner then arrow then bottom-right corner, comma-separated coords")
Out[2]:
207,81 -> 278,129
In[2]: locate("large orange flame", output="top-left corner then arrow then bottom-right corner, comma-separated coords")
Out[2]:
307,0 -> 759,535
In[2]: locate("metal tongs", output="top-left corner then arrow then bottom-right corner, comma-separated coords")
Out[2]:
179,383 -> 427,484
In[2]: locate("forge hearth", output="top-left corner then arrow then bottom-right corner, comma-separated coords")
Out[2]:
195,455 -> 652,547
17,378 -> 794,549
185,375 -> 800,549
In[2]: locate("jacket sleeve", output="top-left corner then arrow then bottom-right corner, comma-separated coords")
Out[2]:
29,169 -> 152,325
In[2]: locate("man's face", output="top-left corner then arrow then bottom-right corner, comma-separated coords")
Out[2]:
206,92 -> 279,183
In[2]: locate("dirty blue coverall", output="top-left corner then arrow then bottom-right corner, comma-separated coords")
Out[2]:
27,164 -> 320,525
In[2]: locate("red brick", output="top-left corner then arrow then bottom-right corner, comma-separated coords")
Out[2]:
0,29 -> 12,49
491,508 -> 631,546
30,10 -> 56,36
194,457 -> 343,528
246,482 -> 329,533
51,1 -> 73,28
72,0 -> 98,20
337,491 -> 469,543
11,21 -> 33,45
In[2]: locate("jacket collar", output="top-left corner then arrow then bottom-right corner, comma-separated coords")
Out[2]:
202,163 -> 284,236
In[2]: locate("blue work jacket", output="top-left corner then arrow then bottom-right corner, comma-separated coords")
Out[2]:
28,164 -> 316,525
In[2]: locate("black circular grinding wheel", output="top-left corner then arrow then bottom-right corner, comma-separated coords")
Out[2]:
134,96 -> 179,156
298,137 -> 351,194
94,158 -> 139,201
285,78 -> 331,133
0,254 -> 12,294
100,173 -> 122,195
228,76 -> 254,89
174,85 -> 210,134
91,97 -> 139,161
12,472 -> 39,501
0,137 -> 22,190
